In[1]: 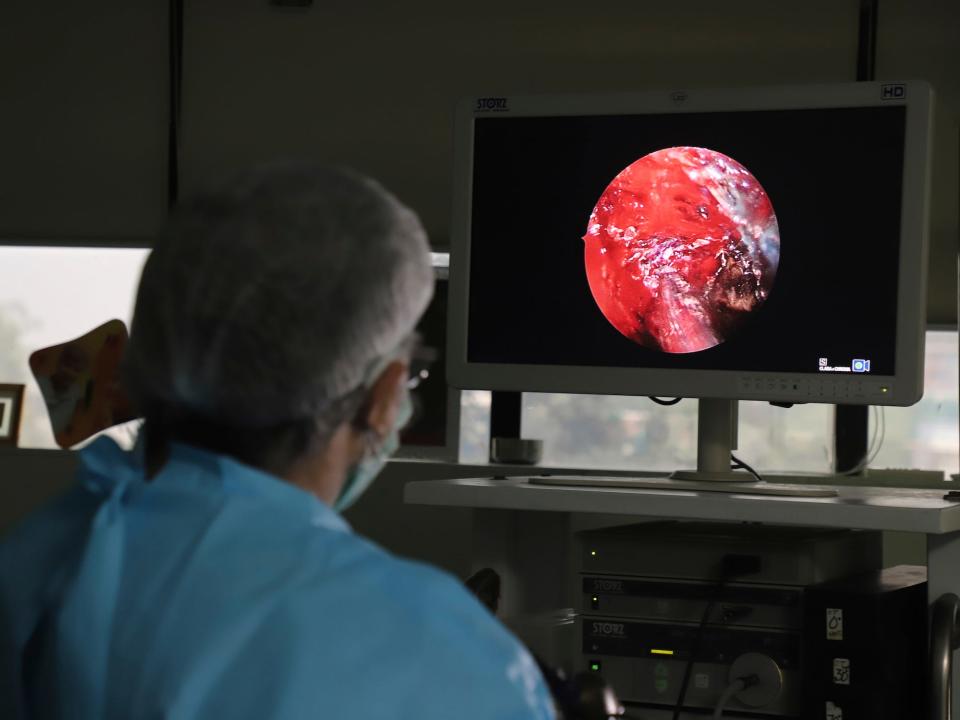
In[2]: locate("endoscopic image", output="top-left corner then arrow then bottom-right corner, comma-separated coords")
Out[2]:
584,146 -> 780,353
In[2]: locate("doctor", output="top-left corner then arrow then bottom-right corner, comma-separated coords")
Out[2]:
0,165 -> 555,719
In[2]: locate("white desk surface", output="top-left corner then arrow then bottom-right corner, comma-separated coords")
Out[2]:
404,476 -> 960,535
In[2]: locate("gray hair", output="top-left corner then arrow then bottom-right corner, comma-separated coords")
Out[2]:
124,164 -> 434,435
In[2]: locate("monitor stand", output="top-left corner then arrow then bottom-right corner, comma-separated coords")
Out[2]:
671,397 -> 748,483
530,398 -> 838,498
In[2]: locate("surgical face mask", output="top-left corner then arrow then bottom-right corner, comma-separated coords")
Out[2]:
333,389 -> 412,513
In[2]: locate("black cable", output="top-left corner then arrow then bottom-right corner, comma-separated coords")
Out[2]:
671,579 -> 723,720
671,555 -> 761,720
649,397 -> 682,406
730,453 -> 764,483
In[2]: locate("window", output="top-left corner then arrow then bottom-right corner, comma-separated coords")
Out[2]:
458,390 -> 492,464
462,329 -> 958,477
519,393 -> 838,474
3,244 -> 955,479
872,330 -> 958,475
0,246 -> 149,449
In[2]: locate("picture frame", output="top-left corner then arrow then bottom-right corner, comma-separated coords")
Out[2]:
29,319 -> 133,449
0,384 -> 26,447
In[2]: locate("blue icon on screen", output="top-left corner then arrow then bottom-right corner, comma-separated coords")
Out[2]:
852,359 -> 871,373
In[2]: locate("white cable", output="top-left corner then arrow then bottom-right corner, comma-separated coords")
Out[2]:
870,406 -> 886,465
852,405 -> 880,473
712,678 -> 746,719
841,405 -> 885,476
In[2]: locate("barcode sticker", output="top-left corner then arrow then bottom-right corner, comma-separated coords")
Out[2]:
827,608 -> 843,640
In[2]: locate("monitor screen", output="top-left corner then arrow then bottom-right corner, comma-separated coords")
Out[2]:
448,83 -> 932,406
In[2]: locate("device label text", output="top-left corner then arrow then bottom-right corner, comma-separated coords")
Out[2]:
591,621 -> 625,636
826,608 -> 844,640
881,83 -> 906,100
475,97 -> 509,113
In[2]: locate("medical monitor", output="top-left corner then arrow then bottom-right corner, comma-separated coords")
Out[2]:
448,82 -> 933,407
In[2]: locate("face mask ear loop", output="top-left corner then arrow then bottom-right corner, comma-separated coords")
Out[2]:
363,426 -> 384,459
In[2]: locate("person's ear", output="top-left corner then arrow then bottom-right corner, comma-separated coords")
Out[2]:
363,360 -> 407,439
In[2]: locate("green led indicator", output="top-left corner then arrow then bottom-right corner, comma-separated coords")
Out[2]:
590,662 -> 601,672
590,550 -> 597,557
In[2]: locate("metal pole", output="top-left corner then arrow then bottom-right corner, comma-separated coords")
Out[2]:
834,0 -> 879,475
167,0 -> 184,210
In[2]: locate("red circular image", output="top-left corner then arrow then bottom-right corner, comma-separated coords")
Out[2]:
584,146 -> 780,353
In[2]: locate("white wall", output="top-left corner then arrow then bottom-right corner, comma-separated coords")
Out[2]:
179,0 -> 858,237
877,0 -> 960,325
178,0 -> 959,321
0,2 -> 168,241
2,3 -> 954,313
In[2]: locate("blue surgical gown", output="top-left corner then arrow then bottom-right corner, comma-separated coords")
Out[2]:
0,437 -> 555,719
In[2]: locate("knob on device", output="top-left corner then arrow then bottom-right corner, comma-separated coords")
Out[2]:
728,652 -> 783,708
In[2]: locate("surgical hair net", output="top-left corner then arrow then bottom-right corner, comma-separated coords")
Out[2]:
124,164 -> 434,428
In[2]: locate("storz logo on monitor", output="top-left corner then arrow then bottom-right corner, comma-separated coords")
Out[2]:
476,97 -> 509,113
881,84 -> 906,100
